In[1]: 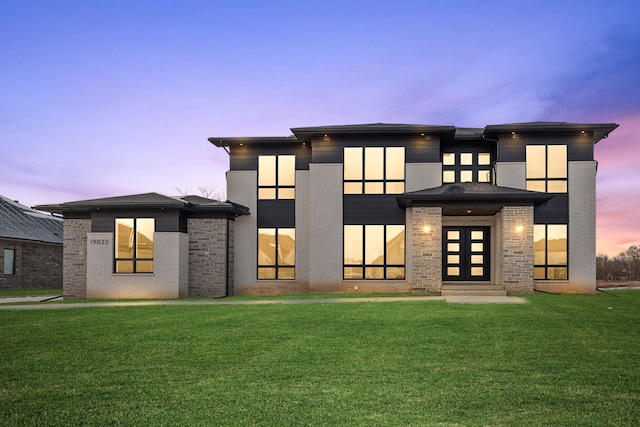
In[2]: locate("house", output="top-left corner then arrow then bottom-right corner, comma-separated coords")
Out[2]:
0,195 -> 63,289
36,121 -> 618,299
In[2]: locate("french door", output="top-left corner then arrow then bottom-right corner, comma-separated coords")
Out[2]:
443,226 -> 490,281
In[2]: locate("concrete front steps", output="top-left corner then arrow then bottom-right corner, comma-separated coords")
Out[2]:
440,283 -> 507,297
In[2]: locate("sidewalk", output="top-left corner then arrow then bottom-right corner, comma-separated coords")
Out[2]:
0,294 -> 527,309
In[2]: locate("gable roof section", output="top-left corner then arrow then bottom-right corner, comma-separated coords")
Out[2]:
0,195 -> 63,244
35,193 -> 249,217
397,183 -> 552,208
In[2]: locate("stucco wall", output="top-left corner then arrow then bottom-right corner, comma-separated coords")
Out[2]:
495,162 -> 526,189
86,232 -> 188,299
406,163 -> 442,192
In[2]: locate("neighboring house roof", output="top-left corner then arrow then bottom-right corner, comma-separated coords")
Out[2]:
397,183 -> 553,215
0,195 -> 63,244
35,193 -> 250,216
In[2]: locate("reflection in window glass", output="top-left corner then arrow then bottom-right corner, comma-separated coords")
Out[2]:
3,248 -> 15,275
259,155 -> 295,199
344,147 -> 363,180
365,147 -> 384,180
443,153 -> 455,165
526,146 -> 546,179
115,218 -> 154,273
344,224 -> 405,279
478,170 -> 491,182
460,171 -> 473,182
443,171 -> 455,183
460,153 -> 473,165
344,147 -> 404,194
534,224 -> 568,280
547,145 -> 567,179
478,153 -> 491,165
258,228 -> 295,280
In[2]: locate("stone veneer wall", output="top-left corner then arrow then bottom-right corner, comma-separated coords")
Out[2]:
500,205 -> 534,294
0,239 -> 62,289
63,218 -> 91,298
411,206 -> 442,293
188,218 -> 230,297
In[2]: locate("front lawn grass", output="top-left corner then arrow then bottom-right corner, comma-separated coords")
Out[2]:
1,291 -> 639,426
0,288 -> 62,297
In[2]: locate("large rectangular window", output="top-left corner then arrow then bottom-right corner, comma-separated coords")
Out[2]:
534,224 -> 567,280
442,151 -> 492,184
258,155 -> 295,199
344,225 -> 405,279
3,249 -> 15,275
115,218 -> 155,273
258,228 -> 295,279
344,147 -> 405,194
526,145 -> 567,193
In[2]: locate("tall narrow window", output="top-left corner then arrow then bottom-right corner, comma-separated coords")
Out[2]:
343,225 -> 405,279
258,228 -> 295,279
442,152 -> 492,183
3,249 -> 15,275
526,145 -> 567,193
344,147 -> 404,194
258,155 -> 295,199
533,224 -> 567,280
115,218 -> 154,273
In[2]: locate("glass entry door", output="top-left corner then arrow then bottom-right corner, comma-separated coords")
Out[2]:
443,227 -> 490,281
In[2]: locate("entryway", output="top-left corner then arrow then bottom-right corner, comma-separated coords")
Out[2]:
443,226 -> 490,281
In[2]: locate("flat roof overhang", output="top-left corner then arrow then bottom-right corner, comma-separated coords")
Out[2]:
481,122 -> 619,143
291,123 -> 457,143
397,183 -> 553,215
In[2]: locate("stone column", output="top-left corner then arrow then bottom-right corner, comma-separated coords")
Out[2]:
63,218 -> 91,299
411,206 -> 442,293
500,205 -> 534,294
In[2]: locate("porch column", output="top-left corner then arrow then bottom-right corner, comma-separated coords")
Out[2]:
411,206 -> 442,293
500,205 -> 534,294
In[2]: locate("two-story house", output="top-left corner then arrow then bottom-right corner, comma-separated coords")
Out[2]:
38,121 -> 618,299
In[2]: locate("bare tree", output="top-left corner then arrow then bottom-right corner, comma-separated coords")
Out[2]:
174,187 -> 225,201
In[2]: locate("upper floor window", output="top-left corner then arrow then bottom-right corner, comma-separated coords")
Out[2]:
344,224 -> 405,279
258,227 -> 295,279
534,224 -> 567,280
115,218 -> 154,273
258,155 -> 295,199
442,152 -> 492,184
344,147 -> 405,194
526,145 -> 567,193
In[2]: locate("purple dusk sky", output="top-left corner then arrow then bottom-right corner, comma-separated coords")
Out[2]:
1,0 -> 638,256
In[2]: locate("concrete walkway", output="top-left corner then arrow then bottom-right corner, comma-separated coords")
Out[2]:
0,294 -> 527,310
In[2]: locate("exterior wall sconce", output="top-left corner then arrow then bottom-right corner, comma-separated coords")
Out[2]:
516,225 -> 524,233
423,225 -> 432,233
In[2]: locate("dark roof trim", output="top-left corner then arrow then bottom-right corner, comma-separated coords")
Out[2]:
397,183 -> 553,208
35,193 -> 250,217
208,136 -> 299,148
481,122 -> 619,143
291,123 -> 457,143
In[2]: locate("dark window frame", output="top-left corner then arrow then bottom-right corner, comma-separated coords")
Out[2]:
343,146 -> 405,195
533,223 -> 569,280
113,218 -> 155,274
258,154 -> 296,200
441,151 -> 493,184
526,144 -> 568,193
257,227 -> 296,280
343,224 -> 406,280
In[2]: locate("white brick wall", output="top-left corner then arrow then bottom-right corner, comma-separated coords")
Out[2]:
86,232 -> 188,299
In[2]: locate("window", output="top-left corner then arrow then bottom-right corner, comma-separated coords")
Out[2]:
526,145 -> 567,193
258,155 -> 295,199
442,152 -> 492,183
258,228 -> 295,279
344,147 -> 405,194
114,218 -> 154,273
344,225 -> 405,279
3,249 -> 15,275
534,224 -> 567,280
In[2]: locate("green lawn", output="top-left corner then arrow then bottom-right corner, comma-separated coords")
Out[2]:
0,288 -> 62,297
1,292 -> 639,426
